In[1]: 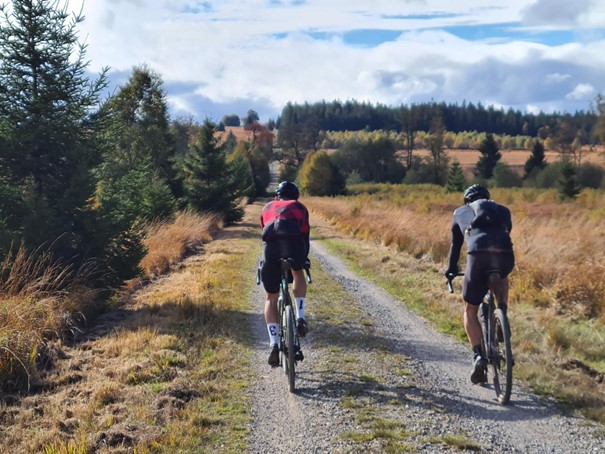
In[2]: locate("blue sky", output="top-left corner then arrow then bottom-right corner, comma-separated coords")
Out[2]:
69,0 -> 605,123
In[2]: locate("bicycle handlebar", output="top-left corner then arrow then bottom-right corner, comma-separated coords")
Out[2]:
305,266 -> 312,284
446,272 -> 465,293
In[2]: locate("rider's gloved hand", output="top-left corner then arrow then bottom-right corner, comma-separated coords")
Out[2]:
445,266 -> 458,277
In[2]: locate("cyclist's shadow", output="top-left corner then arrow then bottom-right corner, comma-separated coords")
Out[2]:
292,365 -> 566,424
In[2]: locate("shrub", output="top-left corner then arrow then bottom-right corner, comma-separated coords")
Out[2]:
577,162 -> 604,189
492,162 -> 523,188
299,151 -> 346,196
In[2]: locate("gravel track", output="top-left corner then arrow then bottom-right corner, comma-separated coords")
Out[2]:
246,239 -> 605,453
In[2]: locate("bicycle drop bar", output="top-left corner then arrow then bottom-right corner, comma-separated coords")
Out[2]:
305,266 -> 312,284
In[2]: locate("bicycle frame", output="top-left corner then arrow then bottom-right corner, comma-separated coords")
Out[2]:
257,256 -> 311,393
447,271 -> 513,404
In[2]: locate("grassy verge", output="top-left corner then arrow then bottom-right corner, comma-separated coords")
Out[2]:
138,210 -> 223,280
0,246 -> 100,391
0,211 -> 222,393
0,209 -> 260,452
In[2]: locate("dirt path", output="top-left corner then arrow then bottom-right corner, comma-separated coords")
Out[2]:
245,216 -> 605,453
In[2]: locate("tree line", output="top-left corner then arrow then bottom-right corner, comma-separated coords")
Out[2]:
278,107 -> 604,200
276,99 -> 601,141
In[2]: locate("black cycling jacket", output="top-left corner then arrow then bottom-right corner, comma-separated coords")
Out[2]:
447,200 -> 513,271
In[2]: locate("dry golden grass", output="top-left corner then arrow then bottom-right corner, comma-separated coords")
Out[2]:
0,245 -> 98,391
139,210 -> 223,279
0,211 -> 222,392
307,185 -> 605,320
417,146 -> 605,169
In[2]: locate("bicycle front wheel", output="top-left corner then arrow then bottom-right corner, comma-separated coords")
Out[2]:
285,305 -> 296,392
491,308 -> 513,404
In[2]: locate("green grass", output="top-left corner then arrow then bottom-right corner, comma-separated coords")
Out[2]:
426,433 -> 482,451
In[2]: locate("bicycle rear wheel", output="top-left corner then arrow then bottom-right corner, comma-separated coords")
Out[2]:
285,305 -> 296,392
491,308 -> 513,404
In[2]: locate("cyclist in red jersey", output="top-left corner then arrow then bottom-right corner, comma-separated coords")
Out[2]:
260,181 -> 310,367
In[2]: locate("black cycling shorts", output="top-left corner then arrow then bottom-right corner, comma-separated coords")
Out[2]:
463,251 -> 515,306
261,236 -> 307,294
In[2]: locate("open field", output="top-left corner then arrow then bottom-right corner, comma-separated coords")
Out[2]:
413,146 -> 605,176
216,126 -> 255,144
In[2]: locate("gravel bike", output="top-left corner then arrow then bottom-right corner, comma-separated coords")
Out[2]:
257,258 -> 312,392
447,271 -> 514,404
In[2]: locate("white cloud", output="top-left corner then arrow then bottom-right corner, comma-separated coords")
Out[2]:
565,83 -> 596,101
60,0 -> 605,121
546,73 -> 572,84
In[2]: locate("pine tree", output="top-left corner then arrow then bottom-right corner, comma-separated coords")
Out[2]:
446,160 -> 466,193
474,133 -> 501,179
524,140 -> 547,178
557,161 -> 582,200
178,119 -> 244,223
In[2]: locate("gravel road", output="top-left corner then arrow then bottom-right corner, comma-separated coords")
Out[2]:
246,239 -> 605,453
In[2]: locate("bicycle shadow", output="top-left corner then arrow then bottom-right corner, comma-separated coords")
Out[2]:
292,364 -> 570,424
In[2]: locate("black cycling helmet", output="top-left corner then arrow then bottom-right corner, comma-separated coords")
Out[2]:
463,184 -> 490,204
276,181 -> 300,200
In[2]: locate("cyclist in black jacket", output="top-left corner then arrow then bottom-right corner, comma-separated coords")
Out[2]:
445,184 -> 515,384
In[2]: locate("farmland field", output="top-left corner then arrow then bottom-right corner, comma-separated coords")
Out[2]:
414,146 -> 605,176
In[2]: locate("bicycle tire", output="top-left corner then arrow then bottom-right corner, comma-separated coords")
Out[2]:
492,308 -> 513,404
285,304 -> 296,392
479,302 -> 489,374
279,297 -> 288,374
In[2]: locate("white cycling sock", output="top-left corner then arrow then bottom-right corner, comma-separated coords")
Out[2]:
295,297 -> 305,319
267,323 -> 279,346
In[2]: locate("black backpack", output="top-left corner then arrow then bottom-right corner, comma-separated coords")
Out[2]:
468,199 -> 506,230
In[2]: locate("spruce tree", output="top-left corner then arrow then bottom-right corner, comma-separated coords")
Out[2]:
557,161 -> 582,200
96,65 -> 177,223
524,140 -> 547,178
474,133 -> 501,179
446,160 -> 466,193
100,65 -> 175,184
0,0 -> 107,258
179,119 -> 244,223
